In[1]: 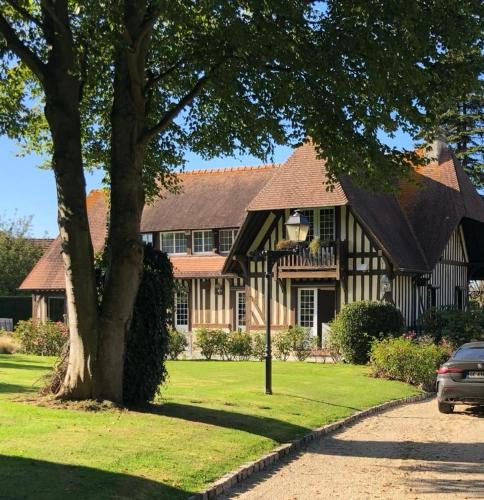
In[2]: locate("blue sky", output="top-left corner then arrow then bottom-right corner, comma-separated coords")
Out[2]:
0,132 -> 413,237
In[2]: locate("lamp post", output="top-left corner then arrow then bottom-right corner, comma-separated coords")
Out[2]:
249,210 -> 310,395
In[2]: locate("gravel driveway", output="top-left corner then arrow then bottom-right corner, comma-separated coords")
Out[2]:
224,399 -> 484,499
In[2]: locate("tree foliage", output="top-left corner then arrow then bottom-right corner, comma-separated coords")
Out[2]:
0,213 -> 43,295
435,81 -> 484,188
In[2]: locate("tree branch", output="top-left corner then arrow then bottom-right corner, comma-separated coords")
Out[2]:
145,58 -> 184,92
0,13 -> 46,82
40,0 -> 68,34
3,0 -> 42,27
140,72 -> 210,144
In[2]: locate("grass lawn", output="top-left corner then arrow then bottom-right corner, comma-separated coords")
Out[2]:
0,354 -> 419,499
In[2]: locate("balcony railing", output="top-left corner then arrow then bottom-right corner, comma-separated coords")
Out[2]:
277,241 -> 342,276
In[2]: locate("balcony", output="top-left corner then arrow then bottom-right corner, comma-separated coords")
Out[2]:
276,240 -> 346,279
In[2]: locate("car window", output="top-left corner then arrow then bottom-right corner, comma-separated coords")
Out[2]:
452,347 -> 484,361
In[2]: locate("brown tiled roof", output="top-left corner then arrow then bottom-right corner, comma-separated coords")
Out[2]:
141,165 -> 277,232
19,190 -> 109,290
397,144 -> 484,269
170,255 -> 231,278
248,142 -> 347,211
28,238 -> 55,254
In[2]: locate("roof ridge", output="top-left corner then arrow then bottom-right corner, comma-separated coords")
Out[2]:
180,164 -> 278,176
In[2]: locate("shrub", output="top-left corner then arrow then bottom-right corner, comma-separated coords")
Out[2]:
195,328 -> 229,360
167,327 -> 188,360
289,326 -> 313,361
273,329 -> 293,360
228,331 -> 253,360
370,336 -> 450,391
13,319 -> 68,356
329,301 -> 404,364
0,333 -> 18,354
122,246 -> 174,405
420,307 -> 484,347
251,331 -> 266,361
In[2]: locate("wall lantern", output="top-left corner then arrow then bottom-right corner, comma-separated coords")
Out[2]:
285,209 -> 310,243
380,274 -> 391,293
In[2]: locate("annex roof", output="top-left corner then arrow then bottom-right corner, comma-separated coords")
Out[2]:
141,165 -> 277,232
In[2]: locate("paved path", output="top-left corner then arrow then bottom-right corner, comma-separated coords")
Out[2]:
224,400 -> 484,499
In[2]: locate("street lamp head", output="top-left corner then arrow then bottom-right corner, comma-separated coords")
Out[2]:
285,209 -> 310,243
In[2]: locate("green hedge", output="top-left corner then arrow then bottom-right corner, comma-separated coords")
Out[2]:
329,301 -> 405,364
13,319 -> 68,356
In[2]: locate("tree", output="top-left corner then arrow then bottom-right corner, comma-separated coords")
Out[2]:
0,1 -> 482,403
0,214 -> 43,296
437,81 -> 484,188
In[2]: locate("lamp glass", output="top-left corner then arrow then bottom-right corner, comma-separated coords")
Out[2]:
285,210 -> 310,243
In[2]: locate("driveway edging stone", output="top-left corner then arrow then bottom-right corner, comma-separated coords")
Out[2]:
189,391 -> 433,500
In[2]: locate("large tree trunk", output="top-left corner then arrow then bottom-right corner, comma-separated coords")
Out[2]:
96,41 -> 146,403
41,3 -> 100,399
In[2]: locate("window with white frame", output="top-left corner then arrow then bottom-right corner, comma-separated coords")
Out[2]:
160,231 -> 187,254
175,291 -> 188,330
319,208 -> 335,241
141,233 -> 153,245
298,289 -> 316,329
236,291 -> 246,331
219,229 -> 237,253
193,230 -> 213,253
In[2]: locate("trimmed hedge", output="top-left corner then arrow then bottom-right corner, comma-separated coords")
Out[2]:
329,301 -> 405,364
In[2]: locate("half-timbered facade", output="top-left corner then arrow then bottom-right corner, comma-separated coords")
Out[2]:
20,140 -> 484,344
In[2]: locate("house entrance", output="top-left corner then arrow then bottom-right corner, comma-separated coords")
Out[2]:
297,288 -> 336,346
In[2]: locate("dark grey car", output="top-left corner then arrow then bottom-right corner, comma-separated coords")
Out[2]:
436,341 -> 484,414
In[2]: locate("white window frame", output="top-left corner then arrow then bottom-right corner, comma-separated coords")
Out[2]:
160,231 -> 187,255
236,290 -> 246,331
219,228 -> 238,253
175,291 -> 189,332
141,233 -> 153,245
295,207 -> 335,242
192,230 -> 214,254
319,207 -> 336,242
297,288 -> 317,337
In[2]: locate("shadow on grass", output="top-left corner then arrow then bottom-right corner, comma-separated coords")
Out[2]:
0,382 -> 41,394
0,361 -> 52,371
0,454 -> 190,500
279,393 -> 362,411
143,402 -> 310,443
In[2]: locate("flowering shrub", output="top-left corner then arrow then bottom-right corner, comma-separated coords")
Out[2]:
13,319 -> 68,356
370,336 -> 451,391
167,327 -> 188,360
251,331 -> 266,361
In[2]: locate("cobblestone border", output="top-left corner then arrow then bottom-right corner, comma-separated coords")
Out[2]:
189,392 -> 433,500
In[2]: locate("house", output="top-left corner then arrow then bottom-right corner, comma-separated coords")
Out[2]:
20,140 -> 484,344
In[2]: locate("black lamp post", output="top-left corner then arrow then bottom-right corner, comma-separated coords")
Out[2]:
249,210 -> 310,395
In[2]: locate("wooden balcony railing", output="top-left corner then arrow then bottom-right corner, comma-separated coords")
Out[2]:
277,240 -> 345,278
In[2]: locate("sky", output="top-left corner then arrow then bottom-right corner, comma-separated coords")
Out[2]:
0,132 -> 413,237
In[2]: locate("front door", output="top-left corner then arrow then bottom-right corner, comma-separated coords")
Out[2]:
317,289 -> 336,347
298,288 -> 317,337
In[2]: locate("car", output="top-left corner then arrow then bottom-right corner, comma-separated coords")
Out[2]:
436,341 -> 484,414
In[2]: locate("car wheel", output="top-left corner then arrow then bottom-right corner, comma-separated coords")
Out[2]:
438,401 -> 454,414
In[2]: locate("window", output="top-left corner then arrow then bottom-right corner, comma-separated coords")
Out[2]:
175,291 -> 188,331
455,286 -> 465,310
299,210 -> 314,241
48,297 -> 65,322
319,208 -> 335,241
236,291 -> 246,331
141,233 -> 153,245
453,347 -> 484,361
193,230 -> 213,253
160,232 -> 187,254
298,289 -> 316,330
427,286 -> 437,308
219,229 -> 237,253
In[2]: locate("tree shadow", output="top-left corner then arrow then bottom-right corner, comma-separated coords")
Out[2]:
142,402 -> 310,443
0,454 -> 190,500
0,382 -> 38,394
0,361 -> 52,371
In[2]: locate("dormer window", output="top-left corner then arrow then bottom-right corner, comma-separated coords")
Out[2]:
294,208 -> 335,242
219,229 -> 238,253
160,231 -> 187,254
193,230 -> 213,253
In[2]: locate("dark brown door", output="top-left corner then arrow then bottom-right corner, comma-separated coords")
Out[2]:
317,289 -> 336,347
